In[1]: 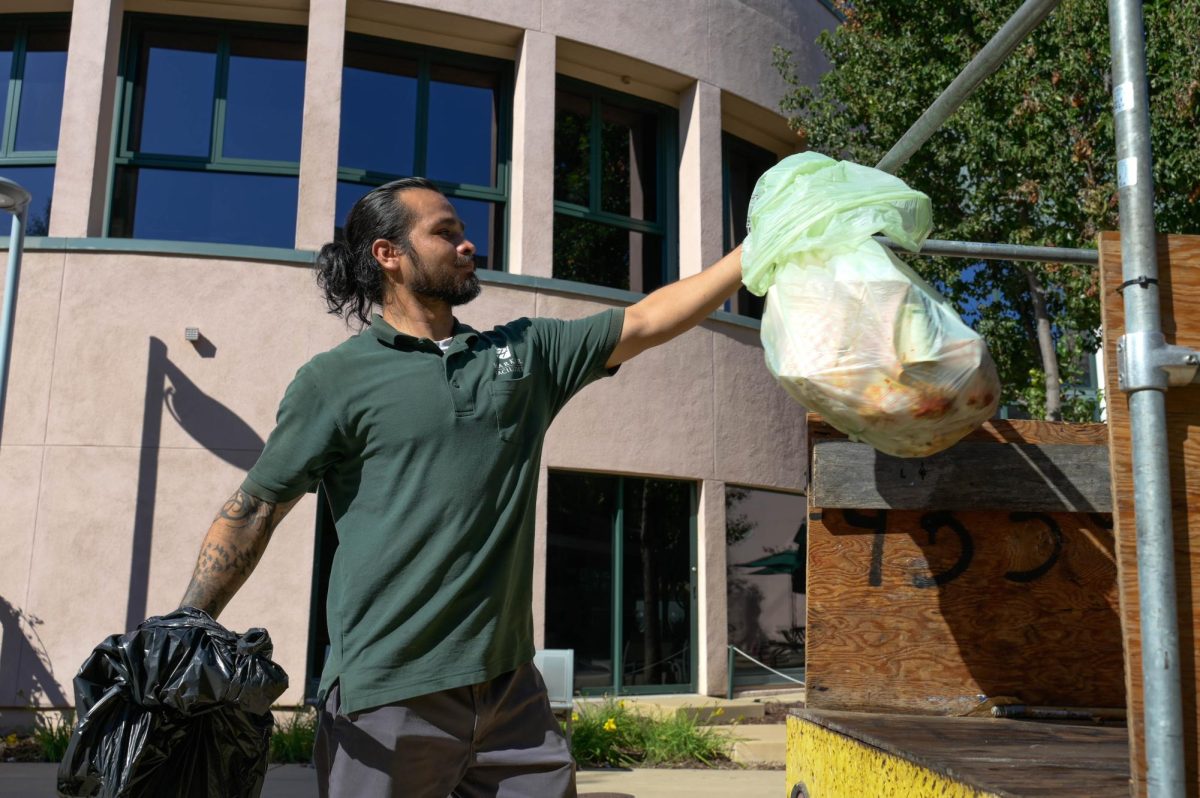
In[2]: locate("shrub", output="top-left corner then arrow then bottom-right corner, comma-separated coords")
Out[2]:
639,708 -> 732,767
569,699 -> 736,768
33,711 -> 73,763
270,708 -> 317,764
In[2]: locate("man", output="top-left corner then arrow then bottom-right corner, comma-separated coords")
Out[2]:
180,177 -> 745,797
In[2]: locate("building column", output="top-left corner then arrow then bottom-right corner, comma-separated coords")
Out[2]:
295,0 -> 347,250
49,0 -> 124,237
508,30 -> 556,277
697,478 -> 728,696
677,80 -> 723,279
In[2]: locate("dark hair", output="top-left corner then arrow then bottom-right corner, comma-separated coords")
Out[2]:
315,177 -> 441,327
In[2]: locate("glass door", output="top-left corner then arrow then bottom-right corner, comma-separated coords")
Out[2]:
546,471 -> 696,695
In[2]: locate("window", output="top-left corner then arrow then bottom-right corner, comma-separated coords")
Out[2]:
0,16 -> 70,235
545,471 -> 695,694
722,133 -> 779,318
335,35 -> 511,270
725,486 -> 807,688
108,17 -> 306,248
553,79 -> 676,292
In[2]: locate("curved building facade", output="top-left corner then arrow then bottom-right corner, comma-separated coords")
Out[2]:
0,0 -> 836,717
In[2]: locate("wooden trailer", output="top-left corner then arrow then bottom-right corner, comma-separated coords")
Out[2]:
784,234 -> 1200,797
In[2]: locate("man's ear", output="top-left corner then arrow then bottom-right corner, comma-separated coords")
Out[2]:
371,239 -> 405,277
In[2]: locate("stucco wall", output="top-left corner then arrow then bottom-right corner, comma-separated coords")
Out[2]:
1,253 -> 807,708
351,0 -> 836,113
0,0 -> 827,711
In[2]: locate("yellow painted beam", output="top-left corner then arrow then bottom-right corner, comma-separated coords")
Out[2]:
786,715 -> 1000,798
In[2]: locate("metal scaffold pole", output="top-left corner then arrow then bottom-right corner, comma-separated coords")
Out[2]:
873,236 -> 1099,265
1108,0 -> 1186,794
875,0 -> 1063,174
864,0 -> 1188,788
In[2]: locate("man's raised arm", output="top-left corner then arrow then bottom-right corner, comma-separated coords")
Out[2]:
606,245 -> 744,368
180,489 -> 302,618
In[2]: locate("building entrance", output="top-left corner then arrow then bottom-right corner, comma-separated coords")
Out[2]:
545,471 -> 696,694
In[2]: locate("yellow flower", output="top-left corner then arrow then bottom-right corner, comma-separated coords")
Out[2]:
713,707 -> 725,717
571,712 -> 579,722
603,717 -> 617,733
618,700 -> 626,710
4,733 -> 16,745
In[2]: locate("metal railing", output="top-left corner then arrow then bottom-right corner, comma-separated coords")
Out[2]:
726,645 -> 805,700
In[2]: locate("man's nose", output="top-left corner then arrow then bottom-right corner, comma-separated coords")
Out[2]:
459,238 -> 476,257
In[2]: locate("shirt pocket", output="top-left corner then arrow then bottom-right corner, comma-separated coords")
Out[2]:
489,374 -> 533,442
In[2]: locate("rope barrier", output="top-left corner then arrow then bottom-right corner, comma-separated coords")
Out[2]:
727,645 -> 806,693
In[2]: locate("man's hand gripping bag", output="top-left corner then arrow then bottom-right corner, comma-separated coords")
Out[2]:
742,152 -> 1000,458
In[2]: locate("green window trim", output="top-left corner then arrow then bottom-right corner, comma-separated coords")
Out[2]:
112,14 -> 307,172
337,33 -> 513,270
0,14 -> 70,162
0,234 -> 760,332
605,473 -> 697,697
721,131 -> 779,319
104,13 -> 308,238
548,470 -> 699,697
553,75 -> 679,290
720,131 -> 779,254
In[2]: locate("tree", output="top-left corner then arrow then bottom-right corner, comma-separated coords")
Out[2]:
775,0 -> 1200,421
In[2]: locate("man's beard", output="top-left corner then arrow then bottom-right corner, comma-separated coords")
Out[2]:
408,248 -> 481,307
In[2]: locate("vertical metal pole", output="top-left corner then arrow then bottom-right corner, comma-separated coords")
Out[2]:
1109,0 -> 1186,794
0,207 -> 27,445
727,646 -> 735,701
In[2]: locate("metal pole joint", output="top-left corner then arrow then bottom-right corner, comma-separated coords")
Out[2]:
1117,332 -> 1200,392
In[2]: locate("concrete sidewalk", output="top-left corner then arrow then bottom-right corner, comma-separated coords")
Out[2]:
1,762 -> 787,797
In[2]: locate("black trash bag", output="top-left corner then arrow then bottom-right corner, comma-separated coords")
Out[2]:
57,607 -> 289,798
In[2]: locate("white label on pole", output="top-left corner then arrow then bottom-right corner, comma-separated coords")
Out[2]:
1114,81 -> 1135,113
1118,157 -> 1138,188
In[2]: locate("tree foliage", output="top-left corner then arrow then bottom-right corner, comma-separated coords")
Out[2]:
775,0 -> 1200,420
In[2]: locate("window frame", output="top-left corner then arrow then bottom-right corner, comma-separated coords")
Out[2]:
105,13 -> 309,237
336,33 -> 513,270
552,75 -> 679,290
721,131 -> 779,318
545,470 -> 698,696
0,14 -> 70,165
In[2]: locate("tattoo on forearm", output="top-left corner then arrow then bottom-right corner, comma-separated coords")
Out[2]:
215,489 -> 276,528
181,490 -> 287,618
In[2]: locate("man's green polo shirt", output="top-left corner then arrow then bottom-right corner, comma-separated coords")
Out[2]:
241,308 -> 624,714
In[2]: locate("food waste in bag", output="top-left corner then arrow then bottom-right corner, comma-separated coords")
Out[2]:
741,152 -> 1000,458
57,607 -> 288,798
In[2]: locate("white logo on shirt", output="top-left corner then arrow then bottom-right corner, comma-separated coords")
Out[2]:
496,345 -> 524,377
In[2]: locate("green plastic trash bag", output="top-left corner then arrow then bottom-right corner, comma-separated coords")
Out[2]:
742,152 -> 1000,458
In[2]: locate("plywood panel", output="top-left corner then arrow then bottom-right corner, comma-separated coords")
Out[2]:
805,505 -> 1124,715
1099,232 -> 1200,796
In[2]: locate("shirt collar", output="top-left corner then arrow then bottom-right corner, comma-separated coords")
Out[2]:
370,313 -> 479,351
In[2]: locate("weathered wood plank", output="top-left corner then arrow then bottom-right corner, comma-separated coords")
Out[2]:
805,506 -> 1125,716
811,439 -> 1112,513
789,709 -> 1130,798
1100,232 -> 1200,797
808,415 -> 1110,446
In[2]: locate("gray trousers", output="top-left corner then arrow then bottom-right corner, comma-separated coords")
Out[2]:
314,662 -> 577,798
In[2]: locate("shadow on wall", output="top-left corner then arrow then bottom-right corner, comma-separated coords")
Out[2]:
125,337 -> 266,632
0,595 -> 68,708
